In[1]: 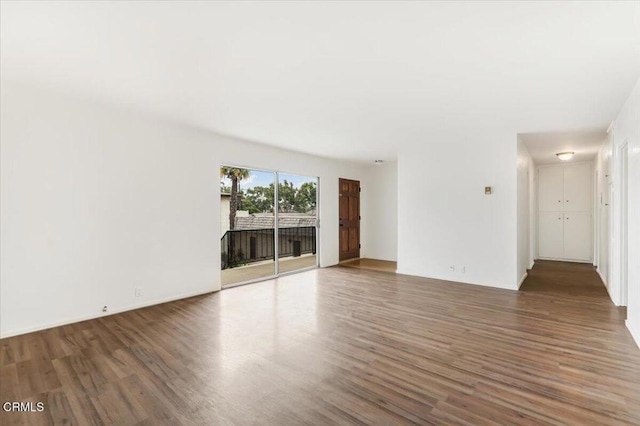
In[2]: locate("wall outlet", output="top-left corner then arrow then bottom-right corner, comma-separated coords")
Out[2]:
449,265 -> 455,272
102,306 -> 108,313
134,287 -> 142,298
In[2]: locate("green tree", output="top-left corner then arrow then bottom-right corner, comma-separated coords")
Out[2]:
295,181 -> 317,213
244,185 -> 274,213
220,167 -> 250,230
240,180 -> 317,215
278,180 -> 297,212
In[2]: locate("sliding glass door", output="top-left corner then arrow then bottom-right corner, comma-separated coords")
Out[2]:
220,166 -> 318,288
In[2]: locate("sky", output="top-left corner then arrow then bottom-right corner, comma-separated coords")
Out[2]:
221,169 -> 317,191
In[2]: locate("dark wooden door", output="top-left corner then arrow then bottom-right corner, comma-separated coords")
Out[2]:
339,178 -> 360,261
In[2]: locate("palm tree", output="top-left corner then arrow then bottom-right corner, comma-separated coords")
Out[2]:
220,167 -> 249,230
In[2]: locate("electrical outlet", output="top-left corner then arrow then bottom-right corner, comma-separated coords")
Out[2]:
134,287 -> 142,298
449,265 -> 455,272
102,306 -> 108,313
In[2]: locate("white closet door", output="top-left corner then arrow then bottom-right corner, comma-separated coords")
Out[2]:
538,166 -> 564,211
563,164 -> 591,211
538,212 -> 564,258
563,211 -> 591,261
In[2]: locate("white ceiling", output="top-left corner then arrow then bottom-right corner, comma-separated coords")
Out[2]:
1,1 -> 639,162
519,130 -> 607,165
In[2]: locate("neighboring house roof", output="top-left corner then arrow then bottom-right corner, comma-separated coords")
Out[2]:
235,214 -> 316,229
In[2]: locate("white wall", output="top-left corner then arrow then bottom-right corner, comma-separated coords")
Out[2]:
397,132 -> 518,290
517,137 -> 533,287
610,77 -> 640,347
361,161 -> 398,262
0,82 -> 370,338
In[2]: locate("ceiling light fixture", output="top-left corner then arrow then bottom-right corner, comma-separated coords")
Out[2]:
556,151 -> 574,161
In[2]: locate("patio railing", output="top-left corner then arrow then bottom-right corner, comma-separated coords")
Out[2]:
221,226 -> 316,269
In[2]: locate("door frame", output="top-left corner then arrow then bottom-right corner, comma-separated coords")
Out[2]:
618,141 -> 629,306
338,178 -> 361,262
220,163 -> 320,289
606,128 -> 632,307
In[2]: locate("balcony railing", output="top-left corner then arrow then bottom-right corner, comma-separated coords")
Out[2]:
221,226 -> 316,270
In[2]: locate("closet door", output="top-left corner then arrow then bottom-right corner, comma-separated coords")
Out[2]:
563,212 -> 591,261
563,163 -> 591,211
538,166 -> 564,211
538,212 -> 564,259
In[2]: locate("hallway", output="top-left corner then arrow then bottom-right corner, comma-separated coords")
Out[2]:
520,260 -> 628,324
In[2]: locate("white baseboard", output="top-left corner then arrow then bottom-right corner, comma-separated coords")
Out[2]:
518,272 -> 528,289
626,320 -> 640,349
536,256 -> 593,264
529,260 -> 535,270
597,269 -> 608,288
395,268 -> 518,291
0,288 -> 218,339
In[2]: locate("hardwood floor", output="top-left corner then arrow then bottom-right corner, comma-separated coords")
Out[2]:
1,261 -> 639,425
339,258 -> 397,273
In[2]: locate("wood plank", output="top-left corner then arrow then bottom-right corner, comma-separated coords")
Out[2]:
0,260 -> 638,425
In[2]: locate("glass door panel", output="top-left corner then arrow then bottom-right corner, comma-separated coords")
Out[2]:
220,166 -> 275,287
276,173 -> 318,274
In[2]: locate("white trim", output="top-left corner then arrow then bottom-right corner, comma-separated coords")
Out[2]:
528,260 -> 535,269
518,272 -> 528,289
597,268 -> 609,290
395,269 -> 518,291
618,141 -> 629,306
626,320 -> 640,349
0,288 -> 217,339
536,257 -> 592,263
606,121 -> 615,134
608,132 -> 627,307
274,172 -> 280,275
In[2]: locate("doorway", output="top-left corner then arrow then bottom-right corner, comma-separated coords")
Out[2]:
220,165 -> 318,288
339,178 -> 360,261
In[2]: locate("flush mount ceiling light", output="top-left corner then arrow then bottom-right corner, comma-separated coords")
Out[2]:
556,151 -> 575,161
374,160 -> 384,165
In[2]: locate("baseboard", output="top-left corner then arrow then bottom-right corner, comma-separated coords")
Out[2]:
626,320 -> 640,349
395,268 -> 518,291
529,260 -> 535,270
537,257 -> 593,264
597,269 -> 608,288
0,287 -> 218,339
518,271 -> 528,289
